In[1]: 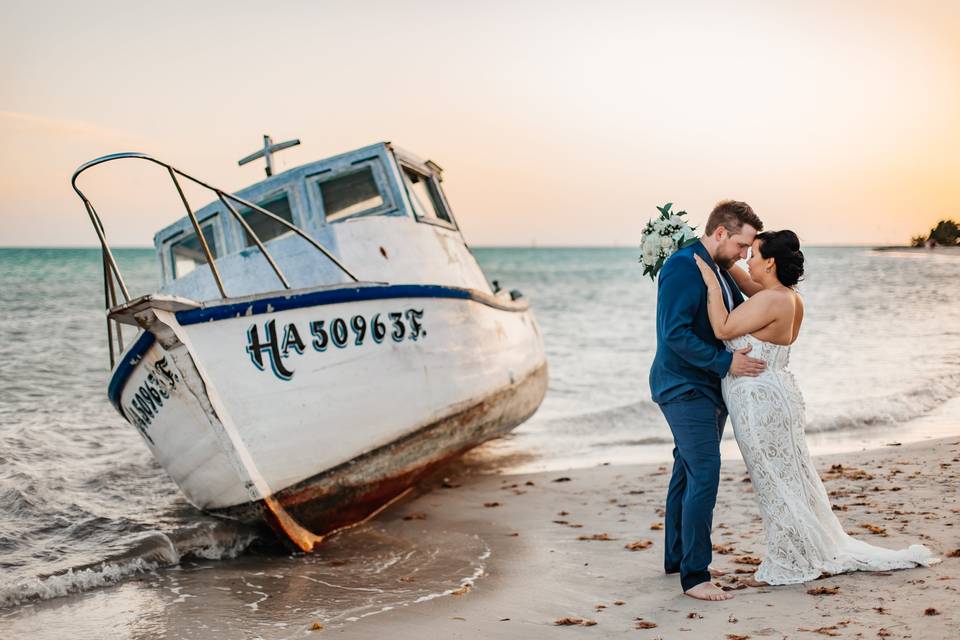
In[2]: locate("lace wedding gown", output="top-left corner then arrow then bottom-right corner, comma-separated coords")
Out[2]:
722,334 -> 939,585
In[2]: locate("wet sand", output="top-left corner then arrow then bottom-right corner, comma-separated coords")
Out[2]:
3,437 -> 959,639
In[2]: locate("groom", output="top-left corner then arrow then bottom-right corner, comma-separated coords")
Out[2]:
649,200 -> 766,601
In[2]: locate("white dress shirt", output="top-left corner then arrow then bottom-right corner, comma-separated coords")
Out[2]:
713,264 -> 734,311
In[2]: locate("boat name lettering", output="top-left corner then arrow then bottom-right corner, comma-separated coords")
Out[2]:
245,309 -> 426,381
125,357 -> 181,444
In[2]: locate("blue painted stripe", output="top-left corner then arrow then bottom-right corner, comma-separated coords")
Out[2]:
107,330 -> 156,413
175,283 -> 528,326
106,284 -> 526,413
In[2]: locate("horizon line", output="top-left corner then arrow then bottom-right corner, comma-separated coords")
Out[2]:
0,243 -> 910,250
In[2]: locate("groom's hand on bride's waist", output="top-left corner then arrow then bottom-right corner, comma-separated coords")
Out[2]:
729,345 -> 765,377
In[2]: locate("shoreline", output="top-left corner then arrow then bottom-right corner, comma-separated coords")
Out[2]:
489,395 -> 960,475
873,245 -> 960,254
3,435 -> 959,638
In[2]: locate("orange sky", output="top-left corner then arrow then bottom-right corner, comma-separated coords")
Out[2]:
1,1 -> 958,247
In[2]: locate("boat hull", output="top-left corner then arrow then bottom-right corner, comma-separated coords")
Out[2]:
217,361 -> 547,534
109,283 -> 547,540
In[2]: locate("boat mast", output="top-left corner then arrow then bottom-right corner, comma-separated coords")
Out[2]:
238,134 -> 301,177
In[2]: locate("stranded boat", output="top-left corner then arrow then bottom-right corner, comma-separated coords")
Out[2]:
72,138 -> 547,551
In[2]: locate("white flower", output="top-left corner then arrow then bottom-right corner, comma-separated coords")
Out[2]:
642,234 -> 660,264
641,205 -> 698,279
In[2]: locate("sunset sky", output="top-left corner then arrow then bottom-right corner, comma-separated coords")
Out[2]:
2,0 -> 958,247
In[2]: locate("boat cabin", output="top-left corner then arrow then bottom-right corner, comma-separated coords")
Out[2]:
152,142 -> 490,301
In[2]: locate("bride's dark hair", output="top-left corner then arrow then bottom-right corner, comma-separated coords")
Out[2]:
756,230 -> 804,287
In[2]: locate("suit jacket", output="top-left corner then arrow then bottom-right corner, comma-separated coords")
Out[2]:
649,239 -> 744,408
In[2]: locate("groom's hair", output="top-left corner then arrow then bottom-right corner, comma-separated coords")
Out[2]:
705,200 -> 763,235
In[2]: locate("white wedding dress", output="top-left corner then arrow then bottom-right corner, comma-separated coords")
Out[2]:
722,334 -> 940,585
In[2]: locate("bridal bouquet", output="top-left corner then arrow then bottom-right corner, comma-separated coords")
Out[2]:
639,203 -> 699,280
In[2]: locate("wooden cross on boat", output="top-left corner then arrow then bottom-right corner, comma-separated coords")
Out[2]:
238,134 -> 301,177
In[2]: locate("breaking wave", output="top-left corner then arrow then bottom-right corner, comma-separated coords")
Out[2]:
0,522 -> 256,609
805,372 -> 960,434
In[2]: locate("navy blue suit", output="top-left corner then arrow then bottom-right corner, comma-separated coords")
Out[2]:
648,240 -> 743,592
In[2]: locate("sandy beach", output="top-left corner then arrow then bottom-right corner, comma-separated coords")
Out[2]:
6,435 -> 958,639
333,436 -> 960,640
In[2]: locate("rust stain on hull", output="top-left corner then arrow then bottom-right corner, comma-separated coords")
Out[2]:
215,363 -> 548,547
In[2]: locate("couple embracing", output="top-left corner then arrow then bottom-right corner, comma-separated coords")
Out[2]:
649,200 -> 939,601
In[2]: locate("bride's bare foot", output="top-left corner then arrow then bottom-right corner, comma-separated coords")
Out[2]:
685,581 -> 734,601
709,566 -> 727,578
741,576 -> 769,587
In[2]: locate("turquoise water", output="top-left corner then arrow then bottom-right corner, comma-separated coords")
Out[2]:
0,249 -> 236,607
2,246 -> 960,618
473,246 -> 960,462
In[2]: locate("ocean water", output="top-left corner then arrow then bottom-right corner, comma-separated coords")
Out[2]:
475,246 -> 960,469
1,246 -> 959,630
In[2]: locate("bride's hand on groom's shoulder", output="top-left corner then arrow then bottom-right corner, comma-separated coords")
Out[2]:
730,346 -> 765,377
692,254 -> 714,283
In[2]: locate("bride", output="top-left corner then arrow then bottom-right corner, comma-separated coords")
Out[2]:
693,230 -> 939,586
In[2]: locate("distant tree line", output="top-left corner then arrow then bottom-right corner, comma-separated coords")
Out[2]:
911,219 -> 959,247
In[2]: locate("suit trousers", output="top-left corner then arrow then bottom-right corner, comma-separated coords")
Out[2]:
658,390 -> 727,592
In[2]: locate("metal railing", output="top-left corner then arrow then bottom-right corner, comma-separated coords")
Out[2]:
71,152 -> 360,367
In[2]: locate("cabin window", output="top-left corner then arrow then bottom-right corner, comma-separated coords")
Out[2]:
171,223 -> 219,278
240,194 -> 294,247
317,167 -> 385,221
402,167 -> 451,223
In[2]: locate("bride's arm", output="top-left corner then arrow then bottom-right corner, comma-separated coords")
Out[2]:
727,263 -> 763,297
693,255 -> 776,340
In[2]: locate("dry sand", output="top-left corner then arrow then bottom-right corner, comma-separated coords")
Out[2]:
335,437 -> 960,639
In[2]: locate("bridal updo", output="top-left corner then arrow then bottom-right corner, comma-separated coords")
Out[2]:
756,230 -> 804,287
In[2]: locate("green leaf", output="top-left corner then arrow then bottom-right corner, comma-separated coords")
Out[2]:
680,236 -> 699,248
656,202 -> 673,218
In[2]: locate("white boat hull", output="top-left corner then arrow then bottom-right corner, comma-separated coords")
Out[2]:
110,283 -> 547,540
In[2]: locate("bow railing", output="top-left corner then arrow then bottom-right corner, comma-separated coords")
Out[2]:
72,152 -> 359,367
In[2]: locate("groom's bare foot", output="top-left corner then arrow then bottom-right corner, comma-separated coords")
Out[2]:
684,581 -> 734,601
709,566 -> 727,578
741,576 -> 769,587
